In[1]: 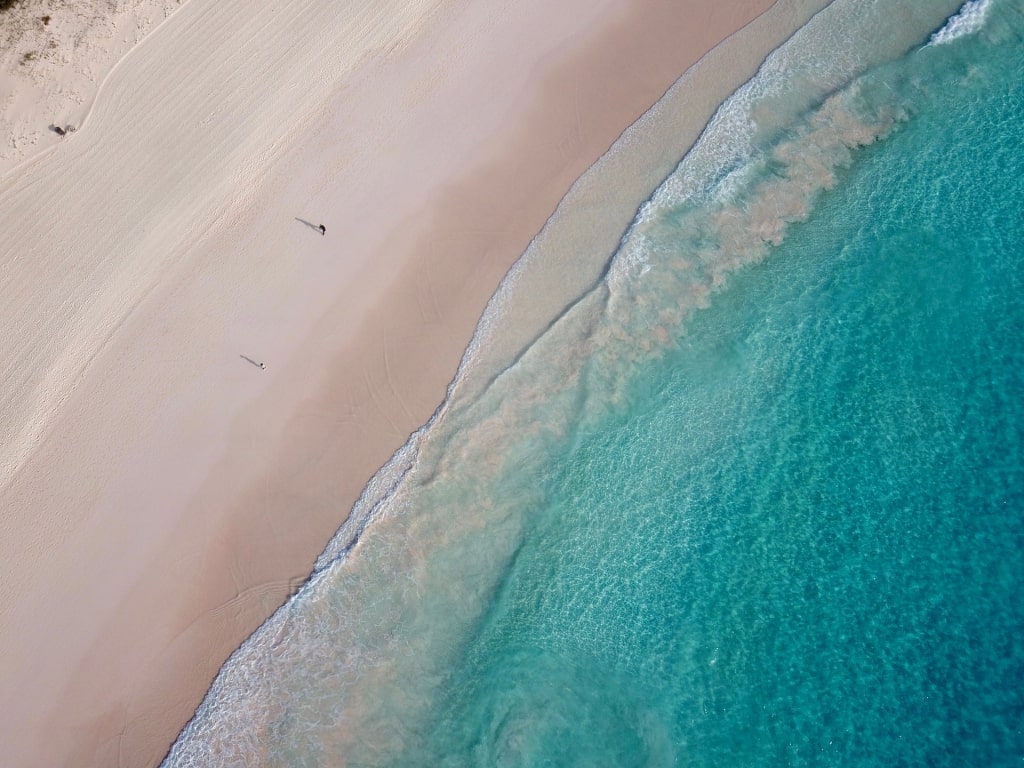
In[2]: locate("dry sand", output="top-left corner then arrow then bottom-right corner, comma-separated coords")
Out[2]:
0,0 -> 824,765
0,0 -> 184,176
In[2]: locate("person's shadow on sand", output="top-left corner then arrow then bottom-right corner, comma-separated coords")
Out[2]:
240,354 -> 265,370
295,218 -> 325,235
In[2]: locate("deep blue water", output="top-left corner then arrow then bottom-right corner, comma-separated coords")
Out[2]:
165,1 -> 1024,765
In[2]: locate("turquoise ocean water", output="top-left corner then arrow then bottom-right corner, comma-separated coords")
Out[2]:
166,0 -> 1024,764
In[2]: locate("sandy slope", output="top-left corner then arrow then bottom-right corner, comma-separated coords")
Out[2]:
0,0 -> 185,176
0,0 -> 818,765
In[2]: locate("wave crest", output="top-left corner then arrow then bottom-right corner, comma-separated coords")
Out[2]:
930,0 -> 994,45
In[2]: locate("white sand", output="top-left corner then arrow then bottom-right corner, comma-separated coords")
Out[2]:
0,0 -> 826,765
0,0 -> 184,176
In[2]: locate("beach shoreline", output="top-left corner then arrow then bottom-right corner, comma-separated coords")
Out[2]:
0,1 -> 833,765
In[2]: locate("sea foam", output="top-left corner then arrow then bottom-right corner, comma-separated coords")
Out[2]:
930,0 -> 994,44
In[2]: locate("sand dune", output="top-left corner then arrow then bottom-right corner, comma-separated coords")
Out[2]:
0,0 -> 185,176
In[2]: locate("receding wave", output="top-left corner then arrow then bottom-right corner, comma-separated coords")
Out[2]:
161,0 -> 986,765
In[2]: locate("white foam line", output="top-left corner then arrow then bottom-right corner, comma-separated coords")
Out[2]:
929,0 -> 994,45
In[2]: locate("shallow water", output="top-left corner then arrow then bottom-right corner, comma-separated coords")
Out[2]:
165,0 -> 1024,764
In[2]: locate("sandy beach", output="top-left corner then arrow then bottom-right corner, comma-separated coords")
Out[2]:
0,0 -> 827,765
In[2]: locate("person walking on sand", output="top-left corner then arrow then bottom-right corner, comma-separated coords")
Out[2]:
319,224 -> 326,236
